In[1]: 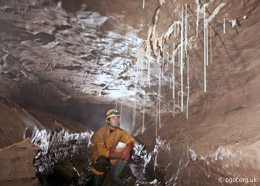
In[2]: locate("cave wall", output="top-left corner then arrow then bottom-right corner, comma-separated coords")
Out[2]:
0,0 -> 260,185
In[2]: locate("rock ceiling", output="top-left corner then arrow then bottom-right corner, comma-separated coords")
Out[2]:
0,0 -> 259,120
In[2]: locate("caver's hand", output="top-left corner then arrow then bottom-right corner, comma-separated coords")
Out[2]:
121,141 -> 134,161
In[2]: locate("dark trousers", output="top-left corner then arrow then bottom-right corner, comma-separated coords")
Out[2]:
94,156 -> 110,173
94,150 -> 135,172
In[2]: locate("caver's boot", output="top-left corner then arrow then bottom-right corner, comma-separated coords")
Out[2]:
92,174 -> 104,186
110,160 -> 127,185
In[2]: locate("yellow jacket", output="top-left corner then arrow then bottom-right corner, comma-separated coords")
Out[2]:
92,124 -> 135,167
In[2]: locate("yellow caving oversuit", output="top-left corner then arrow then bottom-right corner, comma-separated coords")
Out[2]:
91,109 -> 135,186
92,124 -> 135,174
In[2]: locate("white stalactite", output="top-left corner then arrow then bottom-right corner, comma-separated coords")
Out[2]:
206,20 -> 209,66
178,91 -> 181,108
232,20 -> 236,27
141,58 -> 144,79
170,77 -> 172,90
177,24 -> 180,36
178,47 -> 181,67
210,26 -> 213,64
204,5 -> 207,92
142,101 -> 145,134
223,18 -> 226,33
132,73 -> 138,131
172,102 -> 175,117
158,74 -> 161,128
186,57 -> 190,119
172,51 -> 175,101
132,99 -> 136,131
185,4 -> 188,52
148,56 -> 151,88
207,3 -> 225,23
174,24 -> 176,37
196,0 -> 200,37
181,5 -> 184,112
155,98 -> 158,137
145,27 -> 152,88
159,0 -> 164,6
137,1 -> 219,122
153,26 -> 157,52
155,74 -> 159,132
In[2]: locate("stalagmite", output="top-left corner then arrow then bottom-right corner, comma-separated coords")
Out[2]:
196,0 -> 199,37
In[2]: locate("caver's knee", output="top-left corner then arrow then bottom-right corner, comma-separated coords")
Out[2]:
94,156 -> 109,172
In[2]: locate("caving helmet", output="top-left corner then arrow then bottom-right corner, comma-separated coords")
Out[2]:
106,109 -> 120,120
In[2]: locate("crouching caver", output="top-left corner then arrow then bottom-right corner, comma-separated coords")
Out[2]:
91,109 -> 135,186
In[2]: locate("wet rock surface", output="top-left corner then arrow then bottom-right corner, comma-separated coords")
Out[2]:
0,0 -> 260,185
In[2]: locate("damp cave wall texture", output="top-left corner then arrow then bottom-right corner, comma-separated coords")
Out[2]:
0,0 -> 260,185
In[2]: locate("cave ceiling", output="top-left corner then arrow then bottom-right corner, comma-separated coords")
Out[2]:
0,0 -> 259,117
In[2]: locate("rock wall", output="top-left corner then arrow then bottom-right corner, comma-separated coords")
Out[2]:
0,138 -> 41,186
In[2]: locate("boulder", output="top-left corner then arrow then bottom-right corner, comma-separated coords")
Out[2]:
0,138 -> 42,186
